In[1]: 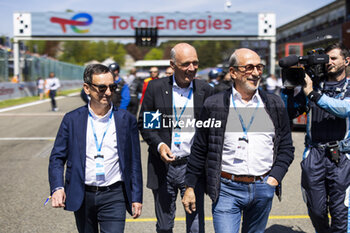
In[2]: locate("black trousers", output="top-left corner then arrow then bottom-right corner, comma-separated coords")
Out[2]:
49,90 -> 57,109
74,182 -> 127,233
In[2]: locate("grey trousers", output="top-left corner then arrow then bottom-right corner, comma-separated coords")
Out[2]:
152,163 -> 205,233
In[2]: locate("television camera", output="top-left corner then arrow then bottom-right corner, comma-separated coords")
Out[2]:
279,48 -> 329,86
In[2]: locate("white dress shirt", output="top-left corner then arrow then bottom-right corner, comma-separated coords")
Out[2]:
85,103 -> 123,186
170,77 -> 195,158
221,87 -> 275,176
157,77 -> 195,158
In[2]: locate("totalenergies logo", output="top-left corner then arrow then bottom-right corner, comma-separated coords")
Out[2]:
50,13 -> 93,33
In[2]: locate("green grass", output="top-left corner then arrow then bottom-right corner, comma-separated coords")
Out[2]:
0,88 -> 81,109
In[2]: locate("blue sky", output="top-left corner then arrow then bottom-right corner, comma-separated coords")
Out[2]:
0,0 -> 335,37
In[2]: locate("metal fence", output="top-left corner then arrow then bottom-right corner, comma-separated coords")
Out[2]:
0,49 -> 84,82
0,49 -> 9,82
23,55 -> 85,81
0,49 -> 85,101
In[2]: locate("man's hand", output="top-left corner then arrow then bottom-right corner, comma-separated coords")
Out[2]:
159,144 -> 176,163
266,176 -> 278,186
182,187 -> 196,214
132,202 -> 142,219
303,74 -> 313,96
51,189 -> 66,208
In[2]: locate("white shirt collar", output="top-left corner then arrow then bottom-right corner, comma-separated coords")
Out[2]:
173,76 -> 193,90
232,86 -> 260,103
88,103 -> 113,121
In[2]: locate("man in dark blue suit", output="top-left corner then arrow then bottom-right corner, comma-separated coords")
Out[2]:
48,64 -> 142,233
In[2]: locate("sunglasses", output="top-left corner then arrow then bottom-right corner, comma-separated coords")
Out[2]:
89,83 -> 118,93
233,64 -> 265,74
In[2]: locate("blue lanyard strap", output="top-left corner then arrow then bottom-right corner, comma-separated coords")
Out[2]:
89,110 -> 113,154
231,94 -> 260,136
173,88 -> 193,123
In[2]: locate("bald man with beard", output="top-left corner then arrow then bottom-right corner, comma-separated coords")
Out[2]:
183,48 -> 294,233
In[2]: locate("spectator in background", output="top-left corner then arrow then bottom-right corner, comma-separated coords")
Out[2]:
213,71 -> 232,94
46,72 -> 60,111
140,66 -> 159,105
126,68 -> 140,116
37,77 -> 45,100
165,66 -> 174,77
208,68 -> 222,88
265,74 -> 282,95
11,74 -> 19,83
109,63 -> 130,110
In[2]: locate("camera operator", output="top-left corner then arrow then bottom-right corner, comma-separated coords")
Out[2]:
284,43 -> 350,233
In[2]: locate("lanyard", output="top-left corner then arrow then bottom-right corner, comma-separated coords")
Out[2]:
231,94 -> 260,137
173,88 -> 193,125
89,110 -> 113,154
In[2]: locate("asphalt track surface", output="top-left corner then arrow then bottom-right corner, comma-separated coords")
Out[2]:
0,94 -> 315,232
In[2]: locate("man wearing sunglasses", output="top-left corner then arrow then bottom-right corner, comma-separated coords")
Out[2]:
182,48 -> 294,233
138,43 -> 214,233
49,64 -> 143,232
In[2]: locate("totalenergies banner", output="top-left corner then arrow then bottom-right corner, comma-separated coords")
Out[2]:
13,12 -> 275,37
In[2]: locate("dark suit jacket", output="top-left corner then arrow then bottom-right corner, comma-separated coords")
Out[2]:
49,105 -> 142,214
138,76 -> 213,190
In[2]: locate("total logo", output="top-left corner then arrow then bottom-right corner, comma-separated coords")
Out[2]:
50,13 -> 93,34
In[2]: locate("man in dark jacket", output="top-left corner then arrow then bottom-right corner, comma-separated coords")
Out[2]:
138,43 -> 213,233
182,48 -> 294,233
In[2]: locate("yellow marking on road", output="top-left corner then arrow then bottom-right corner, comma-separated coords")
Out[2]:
126,215 -> 310,222
268,215 -> 310,219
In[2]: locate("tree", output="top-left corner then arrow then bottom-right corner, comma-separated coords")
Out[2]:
25,40 -> 46,54
58,41 -> 90,65
57,40 -> 127,66
125,43 -> 150,60
144,48 -> 163,60
110,43 -> 127,65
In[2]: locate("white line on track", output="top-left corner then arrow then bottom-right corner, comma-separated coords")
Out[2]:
0,113 -> 65,116
0,92 -> 79,113
0,137 -> 55,141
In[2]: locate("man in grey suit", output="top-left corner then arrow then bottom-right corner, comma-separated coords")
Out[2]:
138,43 -> 213,233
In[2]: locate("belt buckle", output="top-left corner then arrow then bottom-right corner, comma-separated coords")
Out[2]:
255,175 -> 264,182
326,141 -> 338,148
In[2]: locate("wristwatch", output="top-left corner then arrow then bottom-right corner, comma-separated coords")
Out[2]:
307,91 -> 321,103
